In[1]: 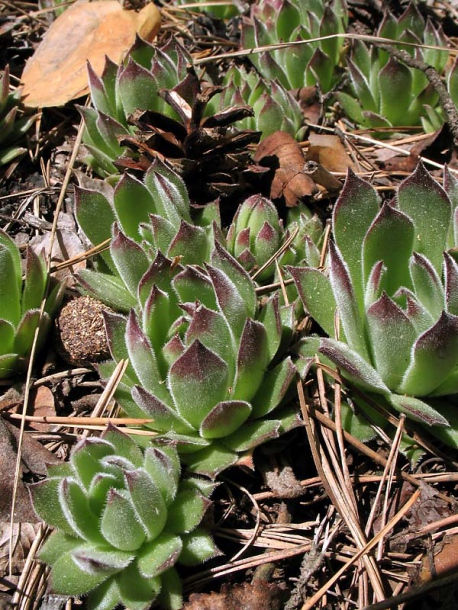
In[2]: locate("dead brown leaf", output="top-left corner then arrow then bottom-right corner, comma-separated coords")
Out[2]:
29,387 -> 56,433
0,522 -> 40,582
304,133 -> 356,172
290,86 -> 323,125
254,131 -> 317,207
184,580 -> 286,610
0,417 -> 59,522
20,0 -> 161,108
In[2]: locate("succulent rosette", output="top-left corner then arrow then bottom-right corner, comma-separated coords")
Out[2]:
31,425 -> 217,610
98,241 -> 300,477
0,66 -> 36,165
226,195 -> 323,283
75,160 -> 221,312
290,163 -> 458,442
0,230 -> 63,377
241,0 -> 348,94
336,2 -> 449,131
80,38 -> 191,177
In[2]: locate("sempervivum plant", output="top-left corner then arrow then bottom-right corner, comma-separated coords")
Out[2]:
241,0 -> 348,93
75,160 -> 220,311
79,38 -> 191,177
336,2 -> 449,131
226,194 -> 323,282
206,65 -> 304,140
0,66 -> 36,166
99,242 -> 300,477
0,230 -> 63,377
289,162 -> 458,439
31,425 -> 217,610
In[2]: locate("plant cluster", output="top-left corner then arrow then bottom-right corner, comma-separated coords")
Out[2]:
80,39 -> 191,178
31,425 -> 218,610
22,1 -> 458,609
74,162 -> 302,477
337,2 -> 449,131
241,0 -> 348,94
0,230 -> 63,377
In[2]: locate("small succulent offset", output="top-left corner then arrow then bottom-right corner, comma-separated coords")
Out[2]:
226,194 -> 323,282
290,163 -> 458,440
0,66 -> 36,166
80,38 -> 191,177
207,65 -> 304,140
241,0 -> 348,94
336,2 -> 449,131
31,425 -> 217,610
0,230 -> 63,378
99,242 -> 300,477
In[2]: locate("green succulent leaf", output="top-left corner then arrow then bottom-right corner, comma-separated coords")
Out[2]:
333,170 -> 380,308
363,203 -> 414,295
111,225 -> 149,298
319,338 -> 390,395
137,534 -> 182,578
49,551 -> 112,596
398,311 -> 458,396
288,266 -> 336,337
179,528 -> 219,565
143,446 -> 180,505
397,162 -> 452,273
124,469 -> 167,540
78,269 -> 136,312
101,489 -> 146,551
168,340 -> 229,428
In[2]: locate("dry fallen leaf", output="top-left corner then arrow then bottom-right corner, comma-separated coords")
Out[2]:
20,0 -> 161,108
304,133 -> 356,173
254,131 -> 317,207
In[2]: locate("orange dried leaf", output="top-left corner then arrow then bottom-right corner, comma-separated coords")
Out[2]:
20,0 -> 161,108
305,133 -> 356,173
254,131 -> 317,207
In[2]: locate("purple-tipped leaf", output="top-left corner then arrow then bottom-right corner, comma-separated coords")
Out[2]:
111,225 -> 149,298
332,170 -> 380,309
200,400 -> 251,439
398,311 -> 458,396
319,338 -> 390,395
168,220 -> 209,264
409,252 -> 445,319
444,252 -> 458,315
366,293 -> 417,390
211,242 -> 256,318
329,242 -> 370,360
126,311 -> 169,403
388,394 -> 449,426
398,162 -> 452,273
168,340 -> 229,428
131,385 -> 194,434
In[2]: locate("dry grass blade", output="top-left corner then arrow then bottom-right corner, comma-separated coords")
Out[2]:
300,488 -> 421,610
298,378 -> 386,604
9,115 -> 86,580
